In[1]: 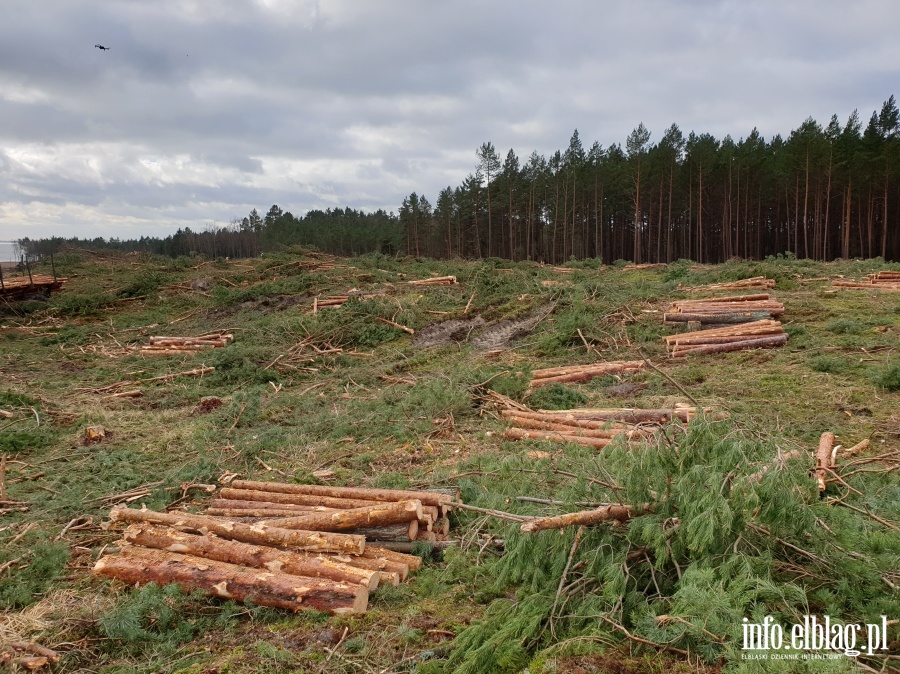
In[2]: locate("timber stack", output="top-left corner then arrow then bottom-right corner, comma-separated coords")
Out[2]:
663,318 -> 788,358
678,276 -> 776,292
140,333 -> 233,355
94,480 -> 456,615
501,403 -> 709,450
832,270 -> 900,291
528,360 -> 645,390
663,293 -> 784,326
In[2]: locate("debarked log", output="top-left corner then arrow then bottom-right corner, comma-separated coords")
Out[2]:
108,507 -> 364,554
122,524 -> 378,590
94,546 -> 368,613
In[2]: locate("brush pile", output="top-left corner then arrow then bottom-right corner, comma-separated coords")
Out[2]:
663,318 -> 787,357
312,275 -> 458,311
501,404 -> 707,450
94,481 -> 457,615
677,276 -> 776,292
528,360 -> 645,390
140,333 -> 233,355
664,293 -> 784,326
832,270 -> 900,290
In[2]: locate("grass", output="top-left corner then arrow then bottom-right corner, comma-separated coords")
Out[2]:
0,250 -> 898,672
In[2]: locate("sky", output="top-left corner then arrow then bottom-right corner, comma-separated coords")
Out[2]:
1,0 -> 898,242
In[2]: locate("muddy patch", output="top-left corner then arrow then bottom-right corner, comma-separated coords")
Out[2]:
470,314 -> 545,350
413,308 -> 552,351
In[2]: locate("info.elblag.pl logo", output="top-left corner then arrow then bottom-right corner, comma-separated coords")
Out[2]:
741,615 -> 893,659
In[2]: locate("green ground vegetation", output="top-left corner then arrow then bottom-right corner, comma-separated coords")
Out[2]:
0,250 -> 898,673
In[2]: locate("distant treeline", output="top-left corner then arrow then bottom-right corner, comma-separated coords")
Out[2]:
19,95 -> 900,263
18,207 -> 402,260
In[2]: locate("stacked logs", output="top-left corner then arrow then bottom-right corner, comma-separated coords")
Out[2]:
664,294 -> 784,326
93,481 -> 454,615
663,319 -> 788,358
140,333 -> 233,355
528,360 -> 645,390
678,276 -> 776,292
500,405 -> 707,450
832,271 -> 900,291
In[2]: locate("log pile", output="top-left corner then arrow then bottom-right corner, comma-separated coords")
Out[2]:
94,480 -> 455,615
664,293 -> 784,326
663,319 -> 788,358
832,271 -> 900,290
678,276 -> 776,292
397,275 -> 457,287
140,333 -> 233,355
500,404 -> 709,450
528,360 -> 645,389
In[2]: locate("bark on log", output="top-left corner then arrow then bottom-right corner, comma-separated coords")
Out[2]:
663,311 -> 773,323
669,333 -> 783,347
503,427 -> 613,449
108,507 -> 365,554
260,500 -> 422,531
673,293 -> 771,304
664,319 -> 783,341
330,554 -> 407,582
815,432 -> 835,493
669,333 -> 788,357
520,504 -> 639,532
500,409 -> 638,430
94,547 -> 368,614
219,487 -> 379,509
228,480 -> 452,508
122,524 -> 378,590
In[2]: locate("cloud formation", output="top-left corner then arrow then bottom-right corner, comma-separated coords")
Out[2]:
1,0 -> 898,240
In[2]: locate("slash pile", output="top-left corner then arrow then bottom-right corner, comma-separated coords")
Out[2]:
663,293 -> 784,326
140,333 -> 233,355
93,481 -> 457,614
663,318 -> 788,358
832,270 -> 900,290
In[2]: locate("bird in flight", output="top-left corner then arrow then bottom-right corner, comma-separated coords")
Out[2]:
95,44 -> 110,50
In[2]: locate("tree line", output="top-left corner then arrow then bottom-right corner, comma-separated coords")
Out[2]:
401,95 -> 899,263
19,95 -> 898,263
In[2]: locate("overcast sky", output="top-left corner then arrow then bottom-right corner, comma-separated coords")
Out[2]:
1,0 -> 898,242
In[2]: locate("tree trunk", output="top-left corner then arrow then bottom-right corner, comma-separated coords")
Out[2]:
503,427 -> 613,449
815,431 -> 835,493
108,507 -> 365,554
219,488 -> 378,510
122,524 -> 378,590
95,546 -> 368,614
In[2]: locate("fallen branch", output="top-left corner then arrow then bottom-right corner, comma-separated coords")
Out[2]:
520,504 -> 642,532
815,432 -> 835,493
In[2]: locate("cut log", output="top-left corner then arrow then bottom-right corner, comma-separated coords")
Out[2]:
669,333 -> 788,357
94,547 -> 368,614
219,487 -> 379,509
330,553 -> 406,582
108,507 -> 365,554
364,545 -> 424,573
503,427 -> 613,449
500,409 -> 638,430
534,407 -> 696,423
228,480 -> 452,508
209,498 -> 338,513
504,414 -> 651,439
344,520 -> 419,542
530,360 -> 645,380
815,432 -> 835,493
520,504 -> 640,532
122,524 -> 378,590
259,499 -> 422,531
664,319 -> 784,341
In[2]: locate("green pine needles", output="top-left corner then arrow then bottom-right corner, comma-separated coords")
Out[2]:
440,418 -> 895,673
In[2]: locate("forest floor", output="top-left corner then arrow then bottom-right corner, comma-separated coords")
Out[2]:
0,249 -> 898,673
